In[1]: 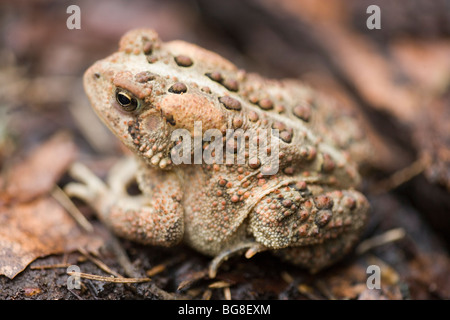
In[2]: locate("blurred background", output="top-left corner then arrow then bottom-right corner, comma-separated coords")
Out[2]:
0,0 -> 449,299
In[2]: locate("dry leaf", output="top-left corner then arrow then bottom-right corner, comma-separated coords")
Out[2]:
0,133 -> 103,279
0,197 -> 103,279
3,132 -> 77,204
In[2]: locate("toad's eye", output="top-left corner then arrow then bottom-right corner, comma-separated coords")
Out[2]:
115,90 -> 140,112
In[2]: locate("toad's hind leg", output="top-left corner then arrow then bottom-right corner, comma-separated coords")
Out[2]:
273,232 -> 363,273
248,184 -> 369,272
65,158 -> 185,247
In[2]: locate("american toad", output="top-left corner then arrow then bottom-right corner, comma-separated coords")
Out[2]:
66,29 -> 370,276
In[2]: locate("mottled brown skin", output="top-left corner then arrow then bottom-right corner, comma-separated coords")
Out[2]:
67,29 -> 370,276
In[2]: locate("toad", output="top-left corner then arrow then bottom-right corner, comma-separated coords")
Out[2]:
66,29 -> 370,277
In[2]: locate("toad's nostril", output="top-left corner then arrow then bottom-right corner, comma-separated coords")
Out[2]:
94,72 -> 101,79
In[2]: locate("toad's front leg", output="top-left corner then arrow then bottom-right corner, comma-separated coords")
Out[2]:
65,157 -> 184,247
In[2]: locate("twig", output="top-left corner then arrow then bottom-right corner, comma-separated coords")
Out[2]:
370,155 -> 430,194
67,271 -> 151,283
280,271 -> 294,284
356,228 -> 406,255
52,185 -> 94,232
146,264 -> 167,277
105,232 -> 184,300
145,254 -> 186,277
77,247 -> 122,278
202,289 -> 212,300
314,279 -> 337,300
208,281 -> 232,289
107,233 -> 139,278
177,270 -> 208,291
297,283 -> 321,300
223,287 -> 231,300
68,288 -> 84,300
30,263 -> 72,270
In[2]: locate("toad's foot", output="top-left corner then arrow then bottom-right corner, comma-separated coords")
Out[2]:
64,157 -> 138,215
208,241 -> 267,278
65,158 -> 185,247
64,162 -> 109,211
